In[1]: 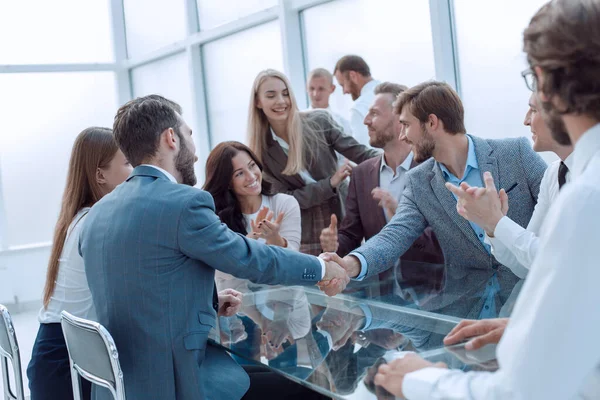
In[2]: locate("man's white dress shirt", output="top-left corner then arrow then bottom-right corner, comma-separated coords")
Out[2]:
488,154 -> 574,278
402,124 -> 600,400
350,79 -> 380,147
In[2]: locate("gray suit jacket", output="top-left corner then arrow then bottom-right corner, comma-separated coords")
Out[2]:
353,135 -> 547,318
79,166 -> 323,400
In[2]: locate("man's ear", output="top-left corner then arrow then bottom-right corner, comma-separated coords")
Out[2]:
348,71 -> 358,83
160,127 -> 177,150
96,168 -> 106,185
330,84 -> 336,94
428,114 -> 440,130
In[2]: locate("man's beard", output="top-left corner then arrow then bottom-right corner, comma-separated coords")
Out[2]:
413,124 -> 436,163
350,81 -> 361,101
175,136 -> 197,186
541,100 -> 572,146
369,122 -> 396,148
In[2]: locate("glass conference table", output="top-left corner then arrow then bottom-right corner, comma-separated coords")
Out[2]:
213,284 -> 499,399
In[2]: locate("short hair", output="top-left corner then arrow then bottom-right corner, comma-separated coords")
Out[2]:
393,81 -> 466,134
307,68 -> 333,84
113,94 -> 183,167
333,55 -> 371,77
523,0 -> 600,120
374,82 -> 409,105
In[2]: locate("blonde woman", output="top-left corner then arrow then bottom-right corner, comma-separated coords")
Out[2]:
27,128 -> 132,400
247,69 -> 379,255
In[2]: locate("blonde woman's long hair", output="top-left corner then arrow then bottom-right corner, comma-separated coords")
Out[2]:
247,69 -> 318,176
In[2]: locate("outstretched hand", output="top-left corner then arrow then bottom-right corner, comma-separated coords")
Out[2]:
317,253 -> 350,296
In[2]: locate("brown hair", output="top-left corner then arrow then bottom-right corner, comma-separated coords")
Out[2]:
203,141 -> 272,235
393,81 -> 466,134
113,94 -> 183,167
374,82 -> 409,103
43,127 -> 118,308
333,55 -> 371,77
523,0 -> 600,120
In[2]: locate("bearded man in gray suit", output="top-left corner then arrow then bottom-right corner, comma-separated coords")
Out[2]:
79,95 -> 347,400
322,81 -> 546,319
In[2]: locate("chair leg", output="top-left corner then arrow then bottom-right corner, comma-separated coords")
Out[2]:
2,356 -> 17,400
70,367 -> 83,400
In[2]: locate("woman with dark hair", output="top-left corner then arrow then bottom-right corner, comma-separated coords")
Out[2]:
204,140 -> 301,251
27,127 -> 132,400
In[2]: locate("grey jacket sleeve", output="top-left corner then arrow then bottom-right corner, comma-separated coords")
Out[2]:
352,175 -> 427,278
177,190 -> 322,285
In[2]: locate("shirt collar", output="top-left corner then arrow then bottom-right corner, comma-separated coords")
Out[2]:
139,164 -> 177,183
563,152 -> 575,171
360,79 -> 379,97
572,123 -> 600,178
438,135 -> 478,180
270,127 -> 289,151
380,151 -> 414,173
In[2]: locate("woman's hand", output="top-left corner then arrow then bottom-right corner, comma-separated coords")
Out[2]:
330,161 -> 353,188
248,207 -> 287,247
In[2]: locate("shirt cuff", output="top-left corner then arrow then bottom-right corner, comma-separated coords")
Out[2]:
403,367 -> 456,400
493,216 -> 523,244
317,257 -> 326,280
357,304 -> 372,330
348,252 -> 368,281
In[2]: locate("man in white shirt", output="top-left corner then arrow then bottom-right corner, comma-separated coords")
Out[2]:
458,92 -> 573,280
334,55 -> 380,146
373,0 -> 600,398
306,67 -> 352,134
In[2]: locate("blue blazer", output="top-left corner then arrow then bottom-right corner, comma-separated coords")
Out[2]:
79,166 -> 322,400
353,135 -> 547,318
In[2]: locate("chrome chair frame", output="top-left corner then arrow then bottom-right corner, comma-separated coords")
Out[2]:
0,305 -> 25,400
60,311 -> 126,400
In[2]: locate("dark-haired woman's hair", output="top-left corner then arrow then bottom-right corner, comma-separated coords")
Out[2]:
203,141 -> 272,234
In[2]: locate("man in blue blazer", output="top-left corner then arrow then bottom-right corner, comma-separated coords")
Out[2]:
322,81 -> 546,319
79,95 -> 348,400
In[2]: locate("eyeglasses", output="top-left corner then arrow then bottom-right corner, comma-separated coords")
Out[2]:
521,68 -> 536,91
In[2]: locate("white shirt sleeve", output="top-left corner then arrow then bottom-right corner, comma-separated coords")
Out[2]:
273,194 -> 302,252
402,182 -> 600,400
487,165 -> 553,276
350,108 -> 370,147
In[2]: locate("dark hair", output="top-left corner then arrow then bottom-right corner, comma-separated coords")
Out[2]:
393,81 -> 466,135
374,82 -> 409,104
333,55 -> 371,77
113,94 -> 183,167
44,127 -> 118,307
203,141 -> 272,234
523,0 -> 600,120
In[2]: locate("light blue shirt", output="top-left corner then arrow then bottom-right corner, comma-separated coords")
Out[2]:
350,135 -> 498,318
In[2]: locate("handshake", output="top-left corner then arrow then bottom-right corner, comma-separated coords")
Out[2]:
316,251 -> 362,297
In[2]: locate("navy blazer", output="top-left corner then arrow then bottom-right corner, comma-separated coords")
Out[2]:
79,166 -> 322,400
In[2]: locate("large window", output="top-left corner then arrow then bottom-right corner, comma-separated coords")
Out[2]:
196,0 -> 277,30
302,0 -> 436,120
0,72 -> 117,247
123,0 -> 188,58
453,0 -> 549,151
0,0 -> 113,64
203,21 -> 284,146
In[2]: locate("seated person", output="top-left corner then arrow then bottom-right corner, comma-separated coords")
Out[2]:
319,82 -> 443,300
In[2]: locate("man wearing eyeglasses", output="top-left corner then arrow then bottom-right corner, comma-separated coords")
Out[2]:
373,0 -> 600,398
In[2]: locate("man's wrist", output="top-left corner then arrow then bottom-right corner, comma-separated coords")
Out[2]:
484,212 -> 504,237
344,255 -> 361,278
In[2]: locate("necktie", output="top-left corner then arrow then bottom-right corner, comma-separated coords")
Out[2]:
558,161 -> 569,190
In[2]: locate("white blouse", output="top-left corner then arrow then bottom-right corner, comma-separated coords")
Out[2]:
38,208 -> 97,324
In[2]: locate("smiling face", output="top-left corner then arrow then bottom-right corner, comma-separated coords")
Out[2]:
230,150 -> 262,200
525,93 -> 553,152
256,77 -> 292,123
364,93 -> 400,148
398,105 -> 435,163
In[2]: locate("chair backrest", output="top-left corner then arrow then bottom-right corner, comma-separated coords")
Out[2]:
0,305 -> 25,400
60,311 -> 126,400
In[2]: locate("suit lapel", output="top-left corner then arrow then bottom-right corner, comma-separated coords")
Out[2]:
368,157 -> 388,228
471,135 -> 502,191
265,135 -> 305,188
430,162 -> 486,251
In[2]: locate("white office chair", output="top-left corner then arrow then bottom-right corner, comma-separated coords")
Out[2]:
0,305 -> 25,400
60,311 -> 126,400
